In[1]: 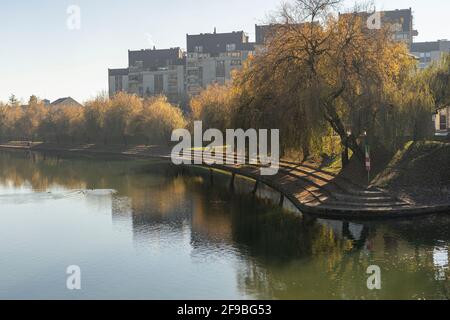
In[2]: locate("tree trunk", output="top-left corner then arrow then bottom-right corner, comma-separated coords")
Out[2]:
342,144 -> 350,167
324,101 -> 365,162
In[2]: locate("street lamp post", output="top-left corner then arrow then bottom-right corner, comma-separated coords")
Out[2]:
342,130 -> 352,168
363,131 -> 371,186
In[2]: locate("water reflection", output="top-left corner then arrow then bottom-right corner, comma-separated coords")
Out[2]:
0,150 -> 449,300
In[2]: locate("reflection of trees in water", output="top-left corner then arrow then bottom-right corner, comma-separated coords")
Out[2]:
365,217 -> 450,299
228,200 -> 363,299
373,215 -> 450,246
0,150 -> 134,191
226,195 -> 450,299
129,174 -> 237,252
0,150 -> 180,193
2,150 -> 449,299
0,151 -> 86,190
234,212 -> 450,299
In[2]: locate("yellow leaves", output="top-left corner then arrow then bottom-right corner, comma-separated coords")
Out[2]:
0,92 -> 188,145
140,96 -> 187,144
190,83 -> 236,131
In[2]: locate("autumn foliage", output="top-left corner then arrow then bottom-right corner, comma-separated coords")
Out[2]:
1,0 -> 447,160
189,0 -> 438,160
0,93 -> 187,145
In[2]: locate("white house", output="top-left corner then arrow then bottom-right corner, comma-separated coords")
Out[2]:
434,106 -> 450,135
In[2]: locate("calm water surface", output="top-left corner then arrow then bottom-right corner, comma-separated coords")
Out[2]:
0,150 -> 449,300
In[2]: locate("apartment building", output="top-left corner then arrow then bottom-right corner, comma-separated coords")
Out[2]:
340,8 -> 418,49
109,8 -> 443,101
108,68 -> 129,95
185,30 -> 255,95
255,24 -> 271,45
382,8 -> 418,48
411,40 -> 450,69
108,48 -> 186,104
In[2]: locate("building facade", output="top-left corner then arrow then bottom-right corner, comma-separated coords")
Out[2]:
411,40 -> 450,69
340,8 -> 418,49
108,48 -> 186,104
108,68 -> 129,96
434,107 -> 450,134
382,8 -> 418,48
109,32 -> 256,100
109,8 -> 445,101
185,30 -> 255,95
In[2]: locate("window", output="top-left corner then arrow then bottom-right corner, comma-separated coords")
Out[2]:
440,114 -> 447,130
129,75 -> 140,82
115,76 -> 123,91
198,66 -> 203,84
194,46 -> 203,53
395,32 -> 409,41
168,73 -> 178,93
231,60 -> 242,66
226,51 -> 241,58
226,43 -> 236,52
187,69 -> 199,77
154,74 -> 164,94
216,61 -> 225,78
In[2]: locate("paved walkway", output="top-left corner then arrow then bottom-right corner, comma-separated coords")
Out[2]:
1,143 -> 449,219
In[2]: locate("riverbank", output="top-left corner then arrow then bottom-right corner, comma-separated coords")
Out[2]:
374,141 -> 450,206
1,142 -> 449,220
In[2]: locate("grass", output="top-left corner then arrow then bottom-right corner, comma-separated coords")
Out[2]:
373,140 -> 450,204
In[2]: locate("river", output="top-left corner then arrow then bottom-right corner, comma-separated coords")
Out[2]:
0,150 -> 448,299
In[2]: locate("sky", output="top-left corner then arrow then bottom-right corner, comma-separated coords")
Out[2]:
0,0 -> 449,104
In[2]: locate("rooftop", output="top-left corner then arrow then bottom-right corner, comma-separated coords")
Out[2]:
186,30 -> 251,55
51,97 -> 83,107
411,40 -> 450,52
128,47 -> 184,70
108,68 -> 129,76
340,8 -> 413,33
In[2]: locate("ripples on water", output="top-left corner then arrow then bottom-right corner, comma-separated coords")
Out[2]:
0,150 -> 448,300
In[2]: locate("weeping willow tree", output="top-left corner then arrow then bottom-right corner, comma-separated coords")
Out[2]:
427,53 -> 450,110
189,0 -> 435,161
190,83 -> 237,133
0,102 -> 6,141
233,0 -> 425,160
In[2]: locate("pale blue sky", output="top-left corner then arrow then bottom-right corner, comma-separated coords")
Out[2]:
0,0 -> 448,103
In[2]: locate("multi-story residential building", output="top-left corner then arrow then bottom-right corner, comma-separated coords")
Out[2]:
185,30 -> 255,95
108,48 -> 186,104
108,68 -> 129,95
340,8 -> 418,49
411,40 -> 450,69
255,24 -> 275,45
109,8 -> 444,101
381,8 -> 418,48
